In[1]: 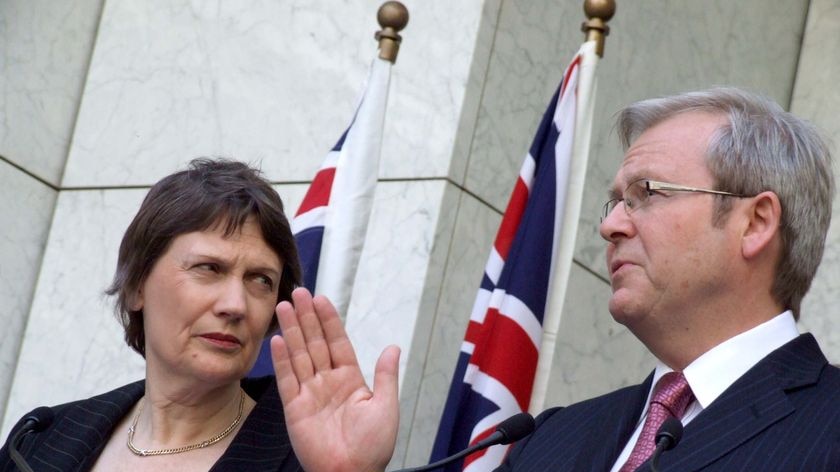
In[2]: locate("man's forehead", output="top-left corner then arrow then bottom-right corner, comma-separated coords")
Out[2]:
608,152 -> 671,191
610,111 -> 725,188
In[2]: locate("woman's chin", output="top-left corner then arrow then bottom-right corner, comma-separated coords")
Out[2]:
170,357 -> 251,386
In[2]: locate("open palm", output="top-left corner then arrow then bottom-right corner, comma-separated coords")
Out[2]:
271,288 -> 400,472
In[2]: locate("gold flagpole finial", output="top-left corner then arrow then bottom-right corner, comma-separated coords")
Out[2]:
375,1 -> 409,64
582,0 -> 616,57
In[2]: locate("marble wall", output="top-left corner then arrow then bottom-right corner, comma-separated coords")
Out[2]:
0,0 -> 103,426
3,0 -> 839,469
0,0 -> 104,184
0,162 -> 56,429
791,0 -> 840,352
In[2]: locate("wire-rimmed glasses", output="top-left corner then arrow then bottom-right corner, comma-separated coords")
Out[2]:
601,179 -> 750,222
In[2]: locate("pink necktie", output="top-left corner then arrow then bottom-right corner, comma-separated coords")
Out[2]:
619,372 -> 694,472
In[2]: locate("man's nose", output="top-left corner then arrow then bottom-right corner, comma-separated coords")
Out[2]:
599,201 -> 635,243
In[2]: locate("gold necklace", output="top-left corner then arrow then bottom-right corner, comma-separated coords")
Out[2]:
127,389 -> 245,457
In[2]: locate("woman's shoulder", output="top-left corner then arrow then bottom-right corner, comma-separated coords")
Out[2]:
0,380 -> 145,472
47,379 -> 145,420
240,375 -> 278,403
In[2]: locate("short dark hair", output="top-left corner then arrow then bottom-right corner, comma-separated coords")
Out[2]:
106,158 -> 301,356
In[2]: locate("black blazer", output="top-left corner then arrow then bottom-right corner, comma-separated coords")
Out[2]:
497,334 -> 840,471
0,376 -> 303,472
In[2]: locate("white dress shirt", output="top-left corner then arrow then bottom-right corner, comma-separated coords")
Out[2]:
609,311 -> 799,471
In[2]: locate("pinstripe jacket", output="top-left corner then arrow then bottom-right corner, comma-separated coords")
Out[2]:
497,333 -> 840,471
0,376 -> 303,472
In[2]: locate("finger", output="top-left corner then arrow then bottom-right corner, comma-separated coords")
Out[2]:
275,299 -> 315,382
312,295 -> 361,370
292,288 -> 332,372
270,335 -> 300,404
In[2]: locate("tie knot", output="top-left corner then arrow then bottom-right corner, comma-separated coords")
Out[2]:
651,372 -> 694,418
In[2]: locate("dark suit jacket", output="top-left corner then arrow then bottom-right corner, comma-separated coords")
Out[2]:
497,333 -> 840,471
0,376 -> 303,472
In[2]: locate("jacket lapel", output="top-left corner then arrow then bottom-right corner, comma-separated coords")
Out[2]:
656,334 -> 825,472
31,381 -> 144,472
573,373 -> 654,472
211,377 -> 300,471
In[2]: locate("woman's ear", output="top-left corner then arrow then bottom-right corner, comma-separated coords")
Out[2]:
128,286 -> 144,312
741,191 -> 782,260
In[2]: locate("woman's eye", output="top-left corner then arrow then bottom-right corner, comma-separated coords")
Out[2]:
194,263 -> 218,272
255,274 -> 274,288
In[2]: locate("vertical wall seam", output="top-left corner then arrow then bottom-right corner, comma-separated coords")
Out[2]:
787,0 -> 814,111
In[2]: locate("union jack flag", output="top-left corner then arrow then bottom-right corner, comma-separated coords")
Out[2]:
250,57 -> 390,376
430,51 -> 584,471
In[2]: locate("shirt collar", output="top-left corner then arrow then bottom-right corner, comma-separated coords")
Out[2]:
651,310 -> 799,408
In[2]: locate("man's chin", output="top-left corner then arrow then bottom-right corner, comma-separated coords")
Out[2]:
608,294 -> 646,327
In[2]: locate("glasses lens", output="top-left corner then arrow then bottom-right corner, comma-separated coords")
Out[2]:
602,200 -> 617,220
625,180 -> 652,211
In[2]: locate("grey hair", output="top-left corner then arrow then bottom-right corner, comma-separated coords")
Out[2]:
617,87 -> 835,319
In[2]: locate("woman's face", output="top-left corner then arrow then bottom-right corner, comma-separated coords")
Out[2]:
132,216 -> 282,386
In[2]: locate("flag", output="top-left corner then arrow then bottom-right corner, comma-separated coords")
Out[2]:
430,45 -> 589,471
249,56 -> 390,376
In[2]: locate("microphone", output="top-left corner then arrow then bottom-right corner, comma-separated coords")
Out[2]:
9,407 -> 55,472
649,417 -> 683,472
396,412 -> 535,472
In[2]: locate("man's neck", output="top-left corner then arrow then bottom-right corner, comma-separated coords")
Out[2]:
635,297 -> 786,371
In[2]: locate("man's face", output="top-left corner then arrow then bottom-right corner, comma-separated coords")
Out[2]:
599,111 -> 740,334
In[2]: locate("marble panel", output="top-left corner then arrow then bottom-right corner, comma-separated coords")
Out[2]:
791,0 -> 840,363
379,1 -> 491,182
377,181 -> 460,469
1,181 -> 309,438
0,161 -> 56,426
0,0 -> 103,185
544,264 -> 653,407
466,0 -> 810,281
801,233 -> 840,364
402,190 -> 502,467
62,0 -> 487,188
342,179 -> 455,407
1,188 -> 147,438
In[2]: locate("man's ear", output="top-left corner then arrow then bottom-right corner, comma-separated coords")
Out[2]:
741,191 -> 782,260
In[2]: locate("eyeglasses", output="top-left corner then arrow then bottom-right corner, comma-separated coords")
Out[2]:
601,179 -> 750,221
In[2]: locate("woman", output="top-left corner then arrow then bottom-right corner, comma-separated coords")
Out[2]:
1,159 -> 305,471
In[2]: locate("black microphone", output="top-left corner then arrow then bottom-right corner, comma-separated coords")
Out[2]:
9,407 -> 55,472
396,412 -> 535,472
649,417 -> 683,472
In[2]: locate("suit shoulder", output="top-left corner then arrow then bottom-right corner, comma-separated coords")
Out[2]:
537,383 -> 644,423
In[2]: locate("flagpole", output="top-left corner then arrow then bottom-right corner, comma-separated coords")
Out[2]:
249,2 -> 408,377
375,1 -> 409,63
529,0 -> 616,414
313,2 -> 408,321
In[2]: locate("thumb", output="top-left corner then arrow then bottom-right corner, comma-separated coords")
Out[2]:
372,345 -> 400,407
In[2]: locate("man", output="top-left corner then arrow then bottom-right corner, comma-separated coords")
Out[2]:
270,88 -> 840,471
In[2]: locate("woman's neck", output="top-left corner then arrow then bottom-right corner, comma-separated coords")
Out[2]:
134,379 -> 249,448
